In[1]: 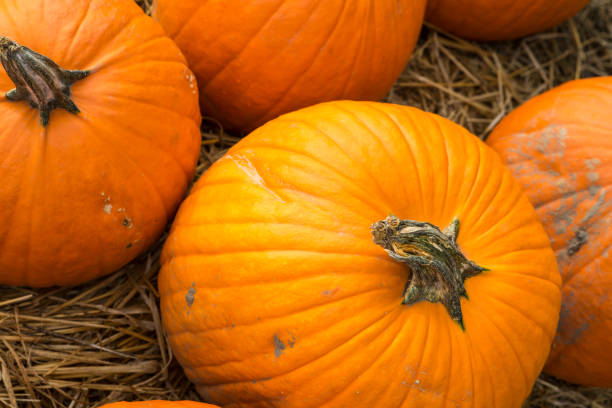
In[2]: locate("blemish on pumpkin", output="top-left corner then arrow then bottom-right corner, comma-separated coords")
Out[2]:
585,158 -> 601,169
288,333 -> 296,348
126,242 -> 133,249
186,283 -> 196,308
273,334 -> 286,358
230,154 -> 285,202
587,172 -> 599,183
122,217 -> 133,229
322,287 -> 340,297
566,227 -> 588,257
102,194 -> 112,214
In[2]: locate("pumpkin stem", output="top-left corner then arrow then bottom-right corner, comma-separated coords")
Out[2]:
371,215 -> 487,330
0,36 -> 89,127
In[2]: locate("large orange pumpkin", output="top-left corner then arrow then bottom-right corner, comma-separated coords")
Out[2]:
426,0 -> 590,41
99,401 -> 218,408
151,0 -> 426,132
487,77 -> 612,387
160,101 -> 561,407
0,0 -> 201,287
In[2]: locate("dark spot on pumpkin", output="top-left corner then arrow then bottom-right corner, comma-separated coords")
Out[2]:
122,216 -> 133,229
288,333 -> 296,348
322,287 -> 340,297
126,242 -> 133,249
273,333 -> 285,358
186,283 -> 196,308
567,227 -> 588,257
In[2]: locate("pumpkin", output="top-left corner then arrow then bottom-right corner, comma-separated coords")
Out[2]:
151,0 -> 427,132
0,0 -> 201,287
425,0 -> 590,41
159,101 -> 561,407
98,401 -> 218,408
487,77 -> 612,387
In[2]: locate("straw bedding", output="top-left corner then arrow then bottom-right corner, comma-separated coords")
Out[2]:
1,0 -> 610,406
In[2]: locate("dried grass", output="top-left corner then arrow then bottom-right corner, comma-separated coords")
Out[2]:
1,1 -> 611,407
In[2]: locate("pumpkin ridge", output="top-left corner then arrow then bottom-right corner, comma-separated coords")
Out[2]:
478,277 -> 557,342
195,305 -> 403,393
164,253 -> 402,294
188,176 -> 383,220
182,296 -> 400,382
90,92 -> 198,175
469,183 -> 526,250
89,35 -> 180,71
242,1 -> 347,127
159,2 -> 205,40
465,323 -> 497,407
430,113 -> 452,221
80,14 -> 162,69
315,309 -> 409,407
62,0 -> 93,62
336,1 -> 371,98
462,144 -> 509,233
174,221 -> 368,242
227,143 -> 388,215
355,104 -> 431,211
468,301 -> 529,405
200,0 -> 286,93
403,307 -> 438,406
165,274 -> 392,315
273,116 -> 394,207
0,117 -> 31,244
332,103 -> 410,204
484,268 -> 561,287
369,105 -> 428,214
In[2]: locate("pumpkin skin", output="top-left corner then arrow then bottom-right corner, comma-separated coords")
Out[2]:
426,0 -> 590,41
98,401 -> 218,408
151,0 -> 426,132
160,101 -> 561,407
0,0 -> 201,287
487,77 -> 612,387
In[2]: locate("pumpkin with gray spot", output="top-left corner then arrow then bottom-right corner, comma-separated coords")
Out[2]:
488,76 -> 612,387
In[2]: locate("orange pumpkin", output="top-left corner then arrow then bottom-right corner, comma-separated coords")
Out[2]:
160,101 -> 561,407
151,0 -> 426,132
487,77 -> 612,387
0,0 -> 201,287
99,402 -> 217,408
426,0 -> 590,41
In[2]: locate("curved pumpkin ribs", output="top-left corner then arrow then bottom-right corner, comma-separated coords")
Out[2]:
0,36 -> 89,127
371,215 -> 487,330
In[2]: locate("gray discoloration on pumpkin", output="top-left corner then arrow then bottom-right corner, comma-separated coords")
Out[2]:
186,283 -> 196,308
558,188 -> 610,267
535,126 -> 567,154
273,334 -> 286,358
585,158 -> 601,170
506,125 -> 569,191
566,228 -> 588,257
587,172 -> 600,183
